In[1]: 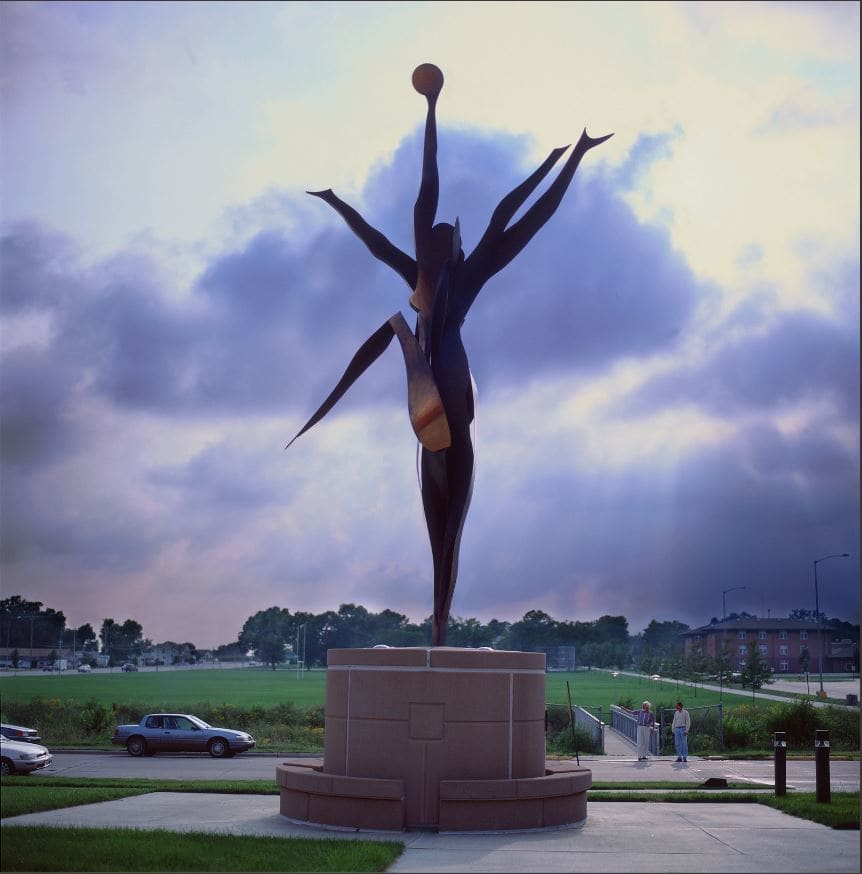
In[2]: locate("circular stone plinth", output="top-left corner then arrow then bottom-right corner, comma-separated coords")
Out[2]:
276,647 -> 591,831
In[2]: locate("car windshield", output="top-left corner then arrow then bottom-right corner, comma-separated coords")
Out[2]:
187,715 -> 210,729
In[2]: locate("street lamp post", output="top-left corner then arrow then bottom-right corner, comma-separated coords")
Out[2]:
16,614 -> 36,668
295,624 -> 307,680
814,553 -> 850,696
720,586 -> 747,700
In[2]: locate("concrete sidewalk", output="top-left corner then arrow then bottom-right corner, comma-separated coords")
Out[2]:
3,744 -> 859,873
1,791 -> 858,873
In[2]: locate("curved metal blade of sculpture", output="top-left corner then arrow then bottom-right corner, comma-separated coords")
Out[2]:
286,63 -> 612,646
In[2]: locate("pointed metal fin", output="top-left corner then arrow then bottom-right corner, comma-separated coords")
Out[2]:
285,320 -> 396,449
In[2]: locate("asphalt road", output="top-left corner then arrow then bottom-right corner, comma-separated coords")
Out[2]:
38,750 -> 861,794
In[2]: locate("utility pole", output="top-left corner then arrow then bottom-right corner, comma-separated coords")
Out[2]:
720,586 -> 746,700
814,553 -> 849,697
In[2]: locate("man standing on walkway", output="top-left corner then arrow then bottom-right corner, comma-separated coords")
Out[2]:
672,701 -> 691,762
635,700 -> 656,761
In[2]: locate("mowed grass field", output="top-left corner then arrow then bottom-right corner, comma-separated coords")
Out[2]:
0,666 -> 765,714
0,667 -> 328,710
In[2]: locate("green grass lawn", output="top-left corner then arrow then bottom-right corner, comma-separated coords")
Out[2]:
544,669 -> 773,712
0,667 -> 769,715
0,826 -> 403,872
0,667 -> 328,710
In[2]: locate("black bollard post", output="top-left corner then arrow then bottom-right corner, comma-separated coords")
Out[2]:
815,729 -> 831,803
773,731 -> 786,796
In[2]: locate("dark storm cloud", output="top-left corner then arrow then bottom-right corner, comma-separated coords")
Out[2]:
149,439 -> 286,513
2,123 -> 695,432
620,306 -> 859,421
2,121 -> 857,638
0,345 -> 81,466
452,413 -> 859,631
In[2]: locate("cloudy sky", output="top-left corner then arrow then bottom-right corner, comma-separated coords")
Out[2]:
1,1 -> 858,650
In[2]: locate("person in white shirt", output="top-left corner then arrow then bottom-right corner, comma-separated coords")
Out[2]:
672,701 -> 691,762
634,700 -> 656,761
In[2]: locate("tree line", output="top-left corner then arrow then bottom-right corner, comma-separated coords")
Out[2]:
3,594 -> 858,673
231,605 -> 637,670
0,596 -> 196,667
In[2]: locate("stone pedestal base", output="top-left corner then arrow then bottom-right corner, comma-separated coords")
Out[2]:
276,646 -> 591,832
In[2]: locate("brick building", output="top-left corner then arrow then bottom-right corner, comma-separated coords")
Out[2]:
682,618 -> 859,674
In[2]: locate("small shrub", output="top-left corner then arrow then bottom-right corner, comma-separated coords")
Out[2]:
546,725 -> 600,755
818,705 -> 860,751
78,700 -> 112,735
764,699 -> 819,749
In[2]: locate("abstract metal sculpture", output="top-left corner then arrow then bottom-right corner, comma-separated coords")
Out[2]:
288,63 -> 612,646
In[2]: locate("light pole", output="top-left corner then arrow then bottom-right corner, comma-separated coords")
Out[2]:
16,614 -> 36,668
296,623 -> 307,679
814,553 -> 849,696
720,586 -> 747,699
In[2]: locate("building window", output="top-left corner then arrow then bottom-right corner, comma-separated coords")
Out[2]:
694,634 -> 701,642
800,631 -> 808,640
779,631 -> 788,640
758,631 -> 767,640
779,660 -> 789,671
759,645 -> 767,655
739,646 -> 747,656
737,631 -> 746,639
779,645 -> 788,656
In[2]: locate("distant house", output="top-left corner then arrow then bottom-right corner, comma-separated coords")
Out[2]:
682,618 -> 859,674
142,642 -> 195,665
0,646 -> 75,670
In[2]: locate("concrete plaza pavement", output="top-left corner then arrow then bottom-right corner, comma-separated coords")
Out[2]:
3,747 -> 859,873
2,788 -> 858,873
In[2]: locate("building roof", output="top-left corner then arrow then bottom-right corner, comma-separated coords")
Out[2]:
0,646 -> 74,658
685,618 -> 831,634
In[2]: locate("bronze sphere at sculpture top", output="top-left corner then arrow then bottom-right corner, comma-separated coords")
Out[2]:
412,63 -> 444,97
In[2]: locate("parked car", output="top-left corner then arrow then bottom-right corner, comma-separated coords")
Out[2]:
111,713 -> 256,758
77,664 -> 92,673
121,663 -> 138,672
1,722 -> 42,744
0,737 -> 53,775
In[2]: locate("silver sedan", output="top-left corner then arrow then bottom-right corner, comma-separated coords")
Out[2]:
111,713 -> 255,758
0,737 -> 53,775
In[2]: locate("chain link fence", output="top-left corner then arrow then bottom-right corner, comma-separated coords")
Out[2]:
657,703 -> 724,753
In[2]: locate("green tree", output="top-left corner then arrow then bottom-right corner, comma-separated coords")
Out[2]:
740,642 -> 774,700
61,623 -> 97,652
641,619 -> 689,664
501,610 -> 558,651
593,615 -> 630,646
238,607 -> 293,669
446,616 -> 496,648
99,619 -> 143,664
713,642 -> 734,685
1,596 -> 67,650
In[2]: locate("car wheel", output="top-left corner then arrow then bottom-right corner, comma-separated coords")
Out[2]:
127,736 -> 147,757
0,757 -> 14,776
208,738 -> 229,758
